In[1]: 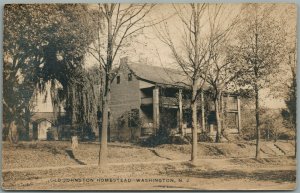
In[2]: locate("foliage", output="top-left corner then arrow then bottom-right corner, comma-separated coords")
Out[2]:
115,109 -> 142,141
240,108 -> 294,141
229,4 -> 287,158
261,112 -> 293,141
140,129 -> 190,147
3,4 -> 46,129
281,61 -> 296,143
231,4 -> 286,90
3,4 -> 97,141
281,37 -> 296,134
282,80 -> 296,130
64,66 -> 101,135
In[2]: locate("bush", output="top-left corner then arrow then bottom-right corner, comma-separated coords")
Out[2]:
240,108 -> 295,141
240,126 -> 256,141
47,127 -> 59,140
198,132 -> 214,142
139,129 -> 189,147
261,111 -> 294,141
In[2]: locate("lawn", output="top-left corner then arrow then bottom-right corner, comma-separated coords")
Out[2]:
1,140 -> 296,190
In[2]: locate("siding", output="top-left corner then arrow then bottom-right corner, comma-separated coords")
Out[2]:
110,65 -> 141,141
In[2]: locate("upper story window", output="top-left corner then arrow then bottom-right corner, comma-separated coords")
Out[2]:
128,73 -> 133,81
117,75 -> 120,84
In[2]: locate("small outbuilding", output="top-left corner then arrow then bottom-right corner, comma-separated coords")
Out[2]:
30,112 -> 57,140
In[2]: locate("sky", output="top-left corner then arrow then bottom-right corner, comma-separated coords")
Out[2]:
84,3 -> 296,109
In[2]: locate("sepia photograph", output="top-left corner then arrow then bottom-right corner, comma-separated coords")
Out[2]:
2,2 -> 297,190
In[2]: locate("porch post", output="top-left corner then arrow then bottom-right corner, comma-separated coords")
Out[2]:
237,96 -> 241,133
201,90 -> 205,132
153,86 -> 160,134
28,122 -> 33,140
178,89 -> 183,135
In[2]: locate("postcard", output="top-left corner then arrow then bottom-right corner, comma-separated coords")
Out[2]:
2,3 -> 297,190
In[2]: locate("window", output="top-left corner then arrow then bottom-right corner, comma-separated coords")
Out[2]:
128,73 -> 133,81
117,75 -> 120,84
128,109 -> 140,127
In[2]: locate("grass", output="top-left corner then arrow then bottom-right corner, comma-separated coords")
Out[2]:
1,140 -> 296,190
2,140 -> 295,170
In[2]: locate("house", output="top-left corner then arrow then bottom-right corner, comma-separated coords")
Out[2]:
25,58 -> 241,142
29,82 -> 67,140
109,58 -> 242,142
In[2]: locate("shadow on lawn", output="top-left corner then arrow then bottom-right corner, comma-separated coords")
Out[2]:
65,149 -> 86,165
165,168 -> 296,183
148,149 -> 172,160
10,142 -> 66,155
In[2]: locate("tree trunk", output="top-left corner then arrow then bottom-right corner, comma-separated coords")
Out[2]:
99,10 -> 113,169
191,86 -> 198,164
190,5 -> 200,164
178,89 -> 183,135
254,32 -> 261,159
8,121 -> 18,144
25,107 -> 31,141
215,98 -> 222,143
201,90 -> 205,132
255,85 -> 261,159
98,85 -> 109,168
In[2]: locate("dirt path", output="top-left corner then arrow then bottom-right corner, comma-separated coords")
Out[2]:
4,165 -> 296,191
3,156 -> 296,173
2,159 -> 188,172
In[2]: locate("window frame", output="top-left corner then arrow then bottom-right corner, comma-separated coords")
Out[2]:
116,75 -> 121,84
128,73 -> 133,81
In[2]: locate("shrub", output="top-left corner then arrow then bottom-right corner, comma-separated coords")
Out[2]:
139,128 -> 189,147
198,132 -> 214,142
240,126 -> 256,141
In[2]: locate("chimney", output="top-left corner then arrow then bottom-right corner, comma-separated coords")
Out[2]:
120,56 -> 128,65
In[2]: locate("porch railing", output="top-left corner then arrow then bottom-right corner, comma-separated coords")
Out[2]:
141,97 -> 153,105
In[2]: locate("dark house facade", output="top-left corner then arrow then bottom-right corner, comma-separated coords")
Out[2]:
109,58 -> 242,142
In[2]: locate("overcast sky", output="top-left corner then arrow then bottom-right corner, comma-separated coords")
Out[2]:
84,3 -> 296,109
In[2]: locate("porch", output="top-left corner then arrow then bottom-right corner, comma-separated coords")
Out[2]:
139,86 -> 242,138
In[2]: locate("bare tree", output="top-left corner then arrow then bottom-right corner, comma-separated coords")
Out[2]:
232,4 -> 286,158
156,3 -> 227,163
201,5 -> 241,142
88,3 -> 155,169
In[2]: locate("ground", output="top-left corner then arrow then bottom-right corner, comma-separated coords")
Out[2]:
1,140 -> 296,190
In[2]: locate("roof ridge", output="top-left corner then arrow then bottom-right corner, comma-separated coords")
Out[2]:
127,62 -> 179,71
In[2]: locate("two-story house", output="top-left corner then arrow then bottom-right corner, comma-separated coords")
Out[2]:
109,58 -> 242,142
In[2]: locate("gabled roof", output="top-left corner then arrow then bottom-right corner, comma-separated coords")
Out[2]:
31,112 -> 57,123
126,62 -> 209,89
126,62 -> 189,88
